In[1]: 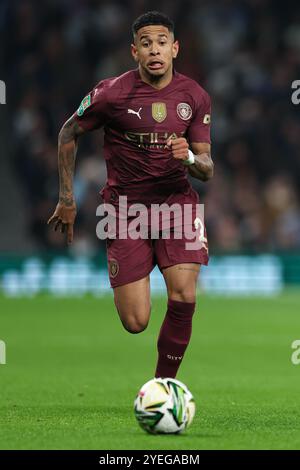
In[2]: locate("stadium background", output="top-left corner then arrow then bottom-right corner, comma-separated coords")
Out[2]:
1,0 -> 300,295
1,0 -> 300,450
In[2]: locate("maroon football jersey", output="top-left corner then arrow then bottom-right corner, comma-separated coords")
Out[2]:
74,69 -> 211,205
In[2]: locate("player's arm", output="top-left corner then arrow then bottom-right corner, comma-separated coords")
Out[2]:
48,81 -> 108,244
167,138 -> 214,182
47,115 -> 86,244
184,88 -> 212,181
188,142 -> 213,181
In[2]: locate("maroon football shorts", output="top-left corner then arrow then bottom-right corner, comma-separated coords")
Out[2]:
106,188 -> 209,288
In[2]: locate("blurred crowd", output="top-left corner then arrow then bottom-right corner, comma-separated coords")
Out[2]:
1,0 -> 300,254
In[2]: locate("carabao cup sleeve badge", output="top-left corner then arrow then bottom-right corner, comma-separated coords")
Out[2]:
77,94 -> 91,116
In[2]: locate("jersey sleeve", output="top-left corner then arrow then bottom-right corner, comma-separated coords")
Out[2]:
187,89 -> 211,144
74,81 -> 109,131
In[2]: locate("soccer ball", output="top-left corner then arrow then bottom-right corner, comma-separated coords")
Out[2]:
134,377 -> 195,434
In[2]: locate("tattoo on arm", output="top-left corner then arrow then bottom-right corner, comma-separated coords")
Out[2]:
58,116 -> 85,206
188,153 -> 214,181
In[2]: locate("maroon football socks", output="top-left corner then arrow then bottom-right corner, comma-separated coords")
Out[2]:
155,299 -> 196,378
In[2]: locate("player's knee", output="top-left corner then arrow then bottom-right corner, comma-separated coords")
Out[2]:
168,286 -> 196,303
117,303 -> 151,334
122,317 -> 149,334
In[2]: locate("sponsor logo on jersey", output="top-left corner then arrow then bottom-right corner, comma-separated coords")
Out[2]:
124,131 -> 185,149
77,94 -> 91,116
177,103 -> 192,121
152,102 -> 167,123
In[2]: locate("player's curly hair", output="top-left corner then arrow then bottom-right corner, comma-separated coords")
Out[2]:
132,11 -> 174,37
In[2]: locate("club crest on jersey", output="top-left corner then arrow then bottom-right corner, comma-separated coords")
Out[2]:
152,102 -> 167,123
77,94 -> 91,117
177,103 -> 192,121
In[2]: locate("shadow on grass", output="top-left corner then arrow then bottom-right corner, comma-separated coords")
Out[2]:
130,429 -> 223,439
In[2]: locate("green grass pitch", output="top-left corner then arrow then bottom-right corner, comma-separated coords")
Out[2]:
0,292 -> 300,450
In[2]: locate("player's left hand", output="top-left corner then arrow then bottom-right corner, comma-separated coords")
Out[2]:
167,137 -> 189,162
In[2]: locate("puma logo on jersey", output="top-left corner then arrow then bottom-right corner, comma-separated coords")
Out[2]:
128,107 -> 142,119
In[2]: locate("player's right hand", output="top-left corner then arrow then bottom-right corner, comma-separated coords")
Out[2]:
47,201 -> 77,245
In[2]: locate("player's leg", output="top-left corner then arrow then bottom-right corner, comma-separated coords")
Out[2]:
154,263 -> 200,378
162,262 -> 200,303
106,234 -> 154,335
153,188 -> 208,378
113,275 -> 151,334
